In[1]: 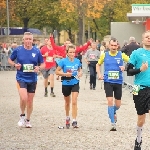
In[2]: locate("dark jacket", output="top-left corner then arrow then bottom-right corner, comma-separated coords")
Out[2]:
121,42 -> 140,56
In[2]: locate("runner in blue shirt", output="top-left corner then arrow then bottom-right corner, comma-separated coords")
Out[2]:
8,32 -> 45,128
55,44 -> 82,128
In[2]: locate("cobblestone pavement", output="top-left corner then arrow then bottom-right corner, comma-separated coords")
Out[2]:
0,71 -> 150,150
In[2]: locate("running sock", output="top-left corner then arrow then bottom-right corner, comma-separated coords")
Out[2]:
45,87 -> 47,93
108,106 -> 115,123
114,105 -> 120,114
20,114 -> 25,117
72,119 -> 76,122
51,87 -> 53,93
66,116 -> 70,120
26,119 -> 30,122
136,126 -> 143,143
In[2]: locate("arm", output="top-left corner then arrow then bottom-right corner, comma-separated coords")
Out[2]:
50,37 -> 63,52
127,63 -> 141,76
122,53 -> 129,62
84,51 -> 90,64
76,41 -> 91,54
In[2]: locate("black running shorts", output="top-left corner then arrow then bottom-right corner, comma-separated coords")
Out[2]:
104,82 -> 122,100
133,87 -> 150,115
17,81 -> 37,93
62,83 -> 79,97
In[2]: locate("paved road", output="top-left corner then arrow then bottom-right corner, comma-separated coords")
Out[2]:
0,71 -> 150,150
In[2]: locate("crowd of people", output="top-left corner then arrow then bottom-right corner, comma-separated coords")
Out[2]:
3,30 -> 150,150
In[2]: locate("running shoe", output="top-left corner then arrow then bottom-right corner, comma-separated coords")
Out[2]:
25,120 -> 32,128
66,117 -> 70,129
44,92 -> 48,97
90,85 -> 92,90
134,138 -> 142,150
72,121 -> 78,128
50,92 -> 56,97
18,116 -> 25,127
110,123 -> 117,131
114,114 -> 117,123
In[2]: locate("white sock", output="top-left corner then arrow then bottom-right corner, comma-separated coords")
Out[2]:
66,116 -> 70,119
72,119 -> 76,122
136,126 -> 143,143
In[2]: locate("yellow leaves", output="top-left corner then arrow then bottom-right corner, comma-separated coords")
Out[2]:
0,0 -> 6,8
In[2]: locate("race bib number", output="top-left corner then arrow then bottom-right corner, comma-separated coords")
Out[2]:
90,54 -> 96,59
108,71 -> 119,79
46,56 -> 53,62
23,64 -> 34,72
132,85 -> 140,95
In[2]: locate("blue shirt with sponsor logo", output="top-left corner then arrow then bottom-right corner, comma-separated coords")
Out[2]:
58,57 -> 81,85
10,46 -> 43,82
129,48 -> 150,86
104,51 -> 123,84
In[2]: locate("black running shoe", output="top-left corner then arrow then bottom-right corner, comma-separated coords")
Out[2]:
134,139 -> 142,150
72,121 -> 78,128
66,118 -> 70,129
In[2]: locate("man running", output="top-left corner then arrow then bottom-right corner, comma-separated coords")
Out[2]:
84,42 -> 100,90
127,30 -> 150,150
96,38 -> 129,131
55,44 -> 82,128
41,39 -> 58,97
8,32 -> 45,128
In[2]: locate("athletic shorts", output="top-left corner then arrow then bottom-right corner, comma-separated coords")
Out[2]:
104,82 -> 122,100
17,81 -> 37,93
41,67 -> 56,79
133,87 -> 150,115
62,83 -> 79,97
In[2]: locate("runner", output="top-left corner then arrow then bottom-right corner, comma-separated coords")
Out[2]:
84,42 -> 100,90
40,39 -> 58,97
8,32 -> 45,128
55,44 -> 82,128
96,38 -> 129,131
127,30 -> 150,150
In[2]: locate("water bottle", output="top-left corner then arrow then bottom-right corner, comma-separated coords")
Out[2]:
58,126 -> 64,129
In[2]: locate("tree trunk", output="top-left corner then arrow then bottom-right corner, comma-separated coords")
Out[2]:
77,16 -> 83,45
23,18 -> 29,31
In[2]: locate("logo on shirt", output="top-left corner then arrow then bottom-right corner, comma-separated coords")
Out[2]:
117,59 -> 120,64
32,53 -> 36,57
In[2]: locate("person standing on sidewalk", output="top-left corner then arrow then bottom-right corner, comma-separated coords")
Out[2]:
84,42 -> 100,90
96,38 -> 129,131
127,30 -> 150,150
55,44 -> 82,129
8,32 -> 45,128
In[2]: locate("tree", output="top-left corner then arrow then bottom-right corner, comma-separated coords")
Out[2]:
0,0 -> 6,34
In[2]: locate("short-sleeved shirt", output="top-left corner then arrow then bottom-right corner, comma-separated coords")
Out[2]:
58,57 -> 81,85
40,46 -> 56,69
84,49 -> 100,61
129,48 -> 150,86
10,46 -> 43,82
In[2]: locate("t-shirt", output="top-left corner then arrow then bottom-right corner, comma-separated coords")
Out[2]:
98,51 -> 129,84
129,48 -> 150,86
84,49 -> 100,61
40,46 -> 56,69
58,57 -> 81,85
10,46 -> 43,82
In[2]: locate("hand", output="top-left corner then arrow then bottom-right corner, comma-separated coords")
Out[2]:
119,66 -> 125,71
89,38 -> 93,43
50,33 -> 53,38
34,66 -> 40,73
78,72 -> 83,78
53,54 -> 57,58
87,61 -> 90,65
140,62 -> 148,72
98,74 -> 104,80
45,52 -> 48,57
65,72 -> 72,77
15,63 -> 21,70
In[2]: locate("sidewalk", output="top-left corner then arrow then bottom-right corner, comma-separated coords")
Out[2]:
0,71 -> 150,150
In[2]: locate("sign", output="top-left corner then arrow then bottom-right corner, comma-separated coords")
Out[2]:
132,4 -> 150,13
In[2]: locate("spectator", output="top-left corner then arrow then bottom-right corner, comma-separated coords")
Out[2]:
96,39 -> 101,51
121,37 -> 140,56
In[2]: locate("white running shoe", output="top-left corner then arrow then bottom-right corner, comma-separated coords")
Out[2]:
18,116 -> 25,127
25,121 -> 32,128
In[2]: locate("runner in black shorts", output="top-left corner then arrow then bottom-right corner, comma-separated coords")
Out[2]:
55,44 -> 82,128
127,30 -> 150,150
96,38 -> 129,131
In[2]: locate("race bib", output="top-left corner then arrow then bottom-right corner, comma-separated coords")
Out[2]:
108,71 -> 119,79
90,54 -> 96,59
23,64 -> 34,72
132,85 -> 140,95
46,56 -> 53,62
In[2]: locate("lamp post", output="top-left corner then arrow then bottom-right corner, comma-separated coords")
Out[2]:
6,0 -> 10,36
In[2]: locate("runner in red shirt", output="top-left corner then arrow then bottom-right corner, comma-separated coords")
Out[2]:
41,39 -> 58,97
